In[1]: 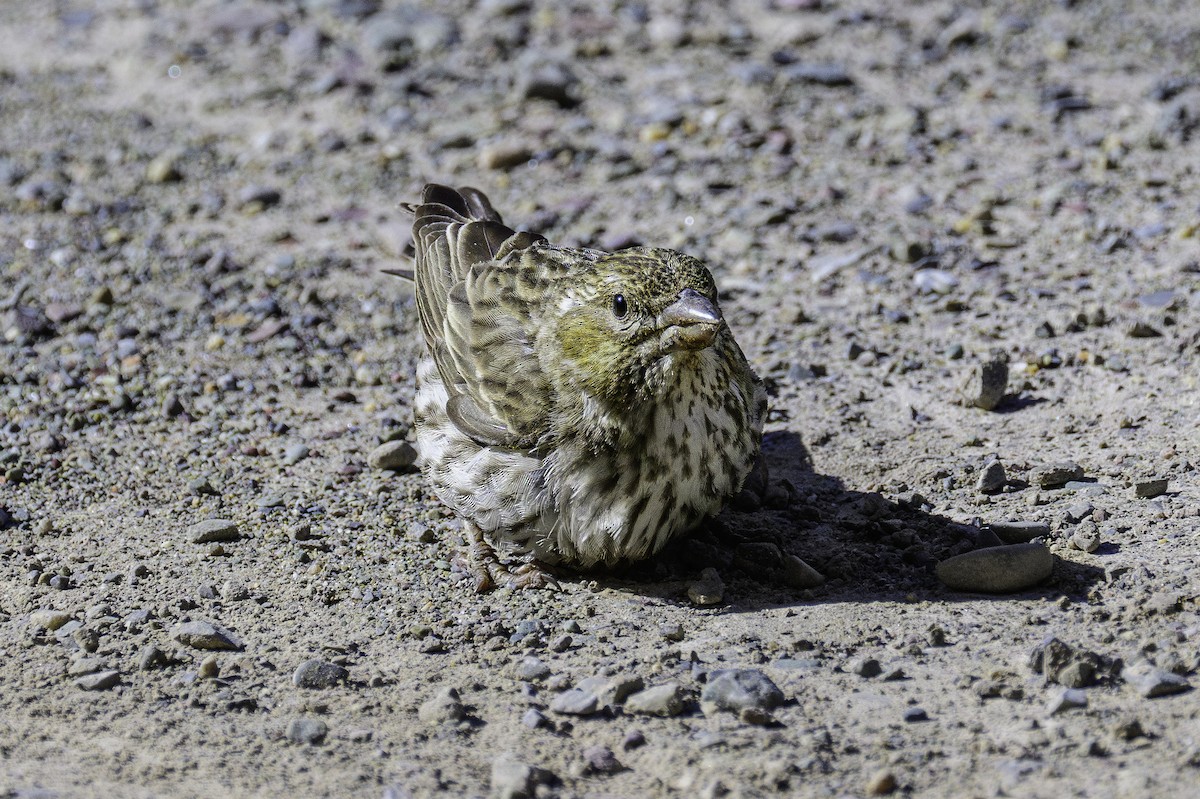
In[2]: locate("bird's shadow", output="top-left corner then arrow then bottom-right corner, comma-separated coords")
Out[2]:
592,430 -> 1105,609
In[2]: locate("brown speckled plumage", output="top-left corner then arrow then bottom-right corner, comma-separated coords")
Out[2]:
397,184 -> 765,584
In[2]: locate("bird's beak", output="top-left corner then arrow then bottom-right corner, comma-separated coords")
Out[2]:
659,288 -> 721,351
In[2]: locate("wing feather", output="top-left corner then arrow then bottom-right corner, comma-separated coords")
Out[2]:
408,184 -> 552,448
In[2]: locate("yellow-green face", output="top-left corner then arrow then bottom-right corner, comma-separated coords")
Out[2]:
553,248 -> 724,404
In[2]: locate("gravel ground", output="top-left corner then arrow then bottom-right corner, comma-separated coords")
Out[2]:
2,1 -> 1198,797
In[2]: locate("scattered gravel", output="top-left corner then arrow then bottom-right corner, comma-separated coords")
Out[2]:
2,1 -> 1197,796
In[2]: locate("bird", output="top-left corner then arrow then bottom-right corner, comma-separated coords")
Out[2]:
388,184 -> 766,591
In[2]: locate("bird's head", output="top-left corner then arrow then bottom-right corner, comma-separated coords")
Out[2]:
553,248 -> 726,404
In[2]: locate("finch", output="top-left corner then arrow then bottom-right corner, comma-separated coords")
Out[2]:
390,184 -> 766,590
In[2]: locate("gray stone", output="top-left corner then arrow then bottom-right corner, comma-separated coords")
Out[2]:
1032,462 -> 1084,489
293,659 -> 349,689
418,686 -> 466,725
576,674 -> 644,706
31,609 -> 72,631
478,142 -> 533,171
700,669 -> 784,715
549,687 -> 599,716
687,567 -> 725,606
987,521 -> 1050,544
283,443 -> 310,465
521,708 -> 549,729
1047,688 -> 1088,714
172,621 -> 244,651
582,744 -> 623,774
286,717 -> 328,744
936,543 -> 1054,593
1134,479 -> 1168,499
75,670 -> 120,691
188,519 -> 241,544
138,644 -> 168,671
976,460 -> 1007,493
1070,523 -> 1101,553
68,657 -> 107,676
1029,637 -> 1109,688
490,754 -> 554,799
784,62 -> 854,86
237,185 -> 282,210
849,657 -> 883,678
961,357 -> 1009,411
516,657 -> 551,682
368,440 -> 418,471
1122,663 -> 1192,698
1064,502 -> 1094,523
780,554 -> 825,588
623,682 -> 686,717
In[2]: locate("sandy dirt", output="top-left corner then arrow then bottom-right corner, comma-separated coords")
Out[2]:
1,1 -> 1198,797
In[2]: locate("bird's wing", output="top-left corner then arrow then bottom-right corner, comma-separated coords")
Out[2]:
409,184 -> 551,448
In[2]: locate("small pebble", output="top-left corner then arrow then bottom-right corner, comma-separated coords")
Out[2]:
293,659 -> 350,689
172,621 -> 244,651
987,521 -> 1050,544
780,554 -> 825,589
286,717 -> 328,745
521,708 -> 549,729
902,707 -> 929,722
368,441 -> 418,471
960,356 -> 1009,411
866,768 -> 898,795
1070,523 -> 1101,553
1122,663 -> 1192,698
1064,502 -> 1094,523
1133,479 -> 1168,499
283,443 -> 310,465
624,682 -> 686,717
490,755 -> 554,799
976,460 -> 1007,494
687,567 -> 725,606
75,670 -> 120,691
1032,462 -> 1084,489
139,645 -> 168,671
516,657 -> 551,682
478,142 -> 532,171
1047,688 -> 1088,714
549,688 -> 599,716
418,686 -> 466,725
188,519 -> 240,544
849,657 -> 883,678
700,669 -> 784,716
581,744 -> 623,775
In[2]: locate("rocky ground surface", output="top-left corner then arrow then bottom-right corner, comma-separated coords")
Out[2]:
2,0 -> 1199,797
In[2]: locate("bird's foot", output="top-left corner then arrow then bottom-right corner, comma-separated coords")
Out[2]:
458,525 -> 561,593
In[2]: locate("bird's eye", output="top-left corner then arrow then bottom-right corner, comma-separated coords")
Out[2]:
612,294 -> 628,319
